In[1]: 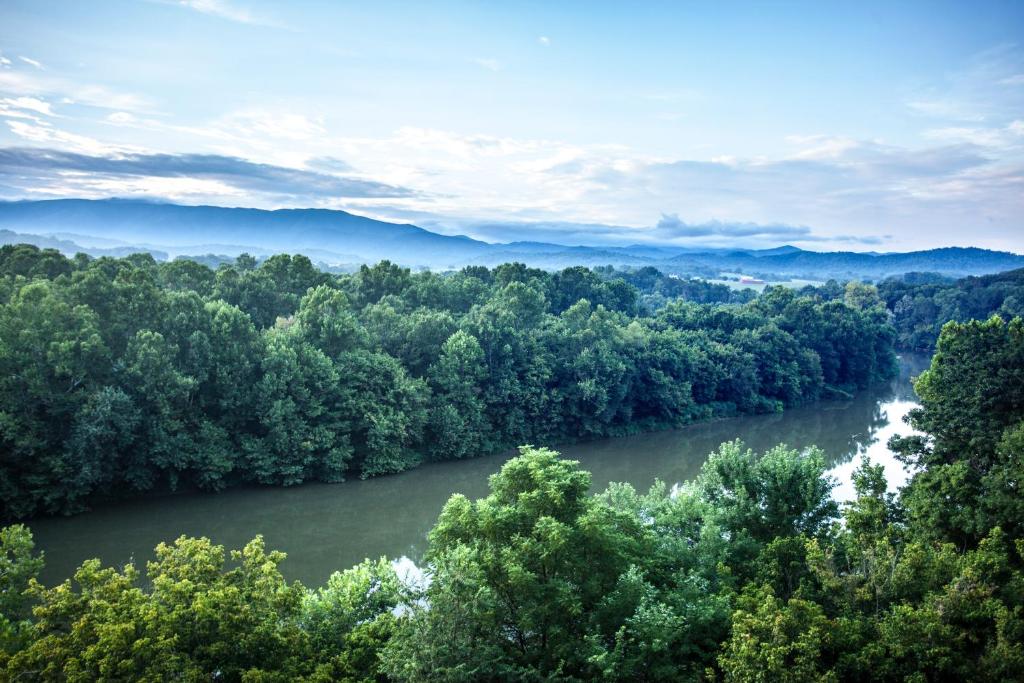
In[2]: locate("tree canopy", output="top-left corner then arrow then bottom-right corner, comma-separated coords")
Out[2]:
0,246 -> 896,519
2,315 -> 1023,679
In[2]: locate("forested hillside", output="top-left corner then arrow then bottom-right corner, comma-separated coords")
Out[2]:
2,316 -> 1021,681
878,267 -> 1024,351
0,244 -> 896,519
4,199 -> 1022,277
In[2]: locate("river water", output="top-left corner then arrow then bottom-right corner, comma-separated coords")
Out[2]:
27,353 -> 931,587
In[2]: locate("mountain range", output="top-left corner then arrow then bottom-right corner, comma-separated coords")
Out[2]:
1,198 -> 1022,281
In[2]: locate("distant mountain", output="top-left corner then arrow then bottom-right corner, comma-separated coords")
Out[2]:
0,228 -> 168,260
0,198 -> 490,268
1,198 -> 1021,279
748,245 -> 802,257
672,246 -> 1024,280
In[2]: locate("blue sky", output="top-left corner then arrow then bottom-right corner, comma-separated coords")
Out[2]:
1,1 -> 1022,251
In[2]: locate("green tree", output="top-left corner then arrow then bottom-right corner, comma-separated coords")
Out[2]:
0,281 -> 109,517
301,557 -> 403,681
892,316 -> 1024,544
718,584 -> 838,682
0,524 -> 43,656
426,331 -> 488,460
382,447 -> 654,681
696,441 -> 838,576
4,536 -> 312,681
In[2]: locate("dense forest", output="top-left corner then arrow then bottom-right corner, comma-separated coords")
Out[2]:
877,268 -> 1024,351
1,316 -> 1021,680
0,245 -> 896,519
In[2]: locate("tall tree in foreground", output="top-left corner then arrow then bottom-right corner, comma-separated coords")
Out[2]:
0,525 -> 44,656
891,315 -> 1024,545
381,446 -> 655,681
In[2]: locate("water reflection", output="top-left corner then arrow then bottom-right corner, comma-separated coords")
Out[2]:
28,354 -> 930,587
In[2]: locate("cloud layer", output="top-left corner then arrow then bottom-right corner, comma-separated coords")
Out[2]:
0,147 -> 416,203
0,29 -> 1021,251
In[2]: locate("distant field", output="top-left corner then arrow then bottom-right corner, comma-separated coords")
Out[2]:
707,272 -> 824,292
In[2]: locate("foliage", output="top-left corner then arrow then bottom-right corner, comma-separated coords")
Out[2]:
0,246 -> 896,518
891,315 -> 1024,546
876,267 -> 1024,351
5,313 -> 1024,683
15,245 -> 1024,681
381,446 -> 655,680
0,525 -> 43,655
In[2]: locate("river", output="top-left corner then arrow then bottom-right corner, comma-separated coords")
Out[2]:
27,353 -> 931,587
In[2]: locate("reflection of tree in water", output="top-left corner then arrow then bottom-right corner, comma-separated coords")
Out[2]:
814,378 -> 904,467
743,353 -> 929,470
563,354 -> 930,494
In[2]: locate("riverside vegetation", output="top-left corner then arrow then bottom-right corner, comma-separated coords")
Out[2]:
0,315 -> 1022,680
0,245 -> 895,519
877,267 -> 1024,351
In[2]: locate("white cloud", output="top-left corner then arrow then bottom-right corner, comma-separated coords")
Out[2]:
0,96 -> 55,117
924,125 -> 1013,148
0,69 -> 152,112
69,174 -> 248,200
96,106 -> 334,170
2,119 -> 1020,249
313,126 -> 1009,249
305,125 -> 1022,249
784,134 -> 860,160
906,99 -> 986,121
538,36 -> 551,46
162,0 -> 289,28
220,109 -> 326,141
905,45 -> 1024,124
12,172 -> 248,202
0,40 -> 1020,251
18,56 -> 44,70
0,97 -> 57,123
106,111 -> 138,125
472,57 -> 500,72
6,120 -> 118,155
0,148 -> 415,204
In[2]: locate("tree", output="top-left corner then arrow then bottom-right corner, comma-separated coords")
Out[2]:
353,260 -> 412,306
244,330 -> 353,485
337,349 -> 429,477
892,316 -> 1024,544
426,331 -> 488,460
4,536 -> 313,681
0,281 -> 109,517
0,253 -> 899,516
0,524 -> 43,656
296,284 -> 366,358
697,441 -> 838,567
382,447 -> 654,680
718,585 -> 838,682
302,557 -> 403,681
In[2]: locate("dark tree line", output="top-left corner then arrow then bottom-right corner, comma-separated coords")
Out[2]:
0,245 -> 896,519
877,268 -> 1024,351
740,267 -> 1024,353
1,316 -> 1022,681
591,265 -> 757,310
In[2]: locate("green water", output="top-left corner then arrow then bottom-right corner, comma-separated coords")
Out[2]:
27,354 -> 931,586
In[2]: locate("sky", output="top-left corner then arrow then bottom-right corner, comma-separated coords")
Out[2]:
0,1 -> 1022,251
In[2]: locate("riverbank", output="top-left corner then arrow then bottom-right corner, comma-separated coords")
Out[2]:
26,353 -> 930,586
